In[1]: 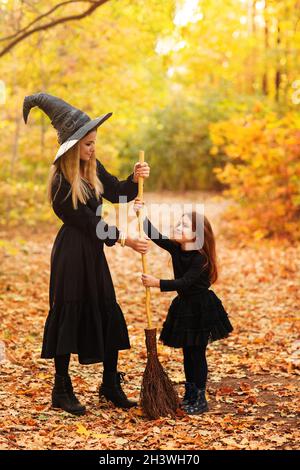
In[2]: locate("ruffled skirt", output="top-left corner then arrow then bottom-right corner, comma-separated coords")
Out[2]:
159,289 -> 233,348
41,299 -> 130,364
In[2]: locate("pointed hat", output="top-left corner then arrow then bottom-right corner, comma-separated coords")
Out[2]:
23,92 -> 112,163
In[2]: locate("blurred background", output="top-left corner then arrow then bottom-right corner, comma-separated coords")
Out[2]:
0,0 -> 299,241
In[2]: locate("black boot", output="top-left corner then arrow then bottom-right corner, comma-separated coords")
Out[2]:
52,373 -> 86,416
183,384 -> 209,415
99,371 -> 137,409
181,382 -> 196,407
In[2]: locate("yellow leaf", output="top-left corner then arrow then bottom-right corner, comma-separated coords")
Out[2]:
76,423 -> 90,436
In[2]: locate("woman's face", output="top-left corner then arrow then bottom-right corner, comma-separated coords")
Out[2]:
172,214 -> 195,244
79,130 -> 97,161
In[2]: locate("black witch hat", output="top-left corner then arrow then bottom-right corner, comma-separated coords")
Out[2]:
23,92 -> 112,163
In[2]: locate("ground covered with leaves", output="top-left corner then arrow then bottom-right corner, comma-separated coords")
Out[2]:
0,192 -> 299,450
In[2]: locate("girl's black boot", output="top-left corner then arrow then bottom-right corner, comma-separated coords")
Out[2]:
99,371 -> 137,409
181,382 -> 196,407
52,373 -> 86,416
183,384 -> 209,415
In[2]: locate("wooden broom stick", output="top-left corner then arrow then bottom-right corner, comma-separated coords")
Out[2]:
137,150 -> 152,330
137,150 -> 181,419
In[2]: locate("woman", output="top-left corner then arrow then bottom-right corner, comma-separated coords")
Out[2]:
23,93 -> 150,416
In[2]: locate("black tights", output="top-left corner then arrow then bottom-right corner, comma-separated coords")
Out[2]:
182,343 -> 208,389
54,349 -> 119,376
54,353 -> 70,376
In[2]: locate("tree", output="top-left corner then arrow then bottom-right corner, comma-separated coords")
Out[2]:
0,0 -> 110,58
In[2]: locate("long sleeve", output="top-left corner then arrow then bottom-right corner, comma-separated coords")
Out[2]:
52,174 -> 120,247
160,253 -> 204,292
143,216 -> 177,254
96,159 -> 138,203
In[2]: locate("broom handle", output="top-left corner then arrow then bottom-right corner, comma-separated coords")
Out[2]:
137,150 -> 152,330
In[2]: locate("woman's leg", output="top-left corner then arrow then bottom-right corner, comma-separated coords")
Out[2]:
52,354 -> 86,416
103,348 -> 118,373
54,353 -> 70,376
100,348 -> 137,409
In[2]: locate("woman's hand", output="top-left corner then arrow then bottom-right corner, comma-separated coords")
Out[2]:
125,235 -> 150,254
141,273 -> 160,288
133,197 -> 144,214
133,162 -> 150,183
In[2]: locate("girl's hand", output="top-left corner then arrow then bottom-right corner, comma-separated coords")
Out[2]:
141,273 -> 160,288
133,162 -> 150,183
133,197 -> 144,214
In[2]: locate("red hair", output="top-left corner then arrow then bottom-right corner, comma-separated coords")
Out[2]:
185,212 -> 218,284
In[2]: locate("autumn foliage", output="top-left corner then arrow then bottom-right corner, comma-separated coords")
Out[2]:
210,109 -> 300,241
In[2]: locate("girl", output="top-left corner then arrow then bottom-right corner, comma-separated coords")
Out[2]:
134,199 -> 233,415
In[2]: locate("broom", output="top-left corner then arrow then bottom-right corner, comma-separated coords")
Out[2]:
136,149 -> 180,420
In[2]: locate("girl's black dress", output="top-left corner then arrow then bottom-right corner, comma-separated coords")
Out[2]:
143,217 -> 233,348
41,159 -> 138,364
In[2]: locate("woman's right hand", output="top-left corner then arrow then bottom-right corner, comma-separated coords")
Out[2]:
126,235 -> 150,254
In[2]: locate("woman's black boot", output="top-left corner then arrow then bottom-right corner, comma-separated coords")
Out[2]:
99,371 -> 137,409
52,373 -> 86,416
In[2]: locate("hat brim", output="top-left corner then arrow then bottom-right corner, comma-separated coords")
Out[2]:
53,112 -> 112,163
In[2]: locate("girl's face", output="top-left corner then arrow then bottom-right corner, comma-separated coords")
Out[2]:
79,130 -> 97,161
172,214 -> 195,244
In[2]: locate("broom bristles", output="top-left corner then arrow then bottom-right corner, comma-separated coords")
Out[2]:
140,328 -> 180,420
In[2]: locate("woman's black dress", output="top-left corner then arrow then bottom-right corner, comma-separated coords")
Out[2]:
143,217 -> 233,348
41,159 -> 138,364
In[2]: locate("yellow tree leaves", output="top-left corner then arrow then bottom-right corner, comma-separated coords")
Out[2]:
210,109 -> 300,241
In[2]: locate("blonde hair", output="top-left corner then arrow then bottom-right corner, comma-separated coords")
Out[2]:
47,143 -> 104,209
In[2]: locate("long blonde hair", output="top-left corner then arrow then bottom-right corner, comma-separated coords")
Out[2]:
47,143 -> 104,209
